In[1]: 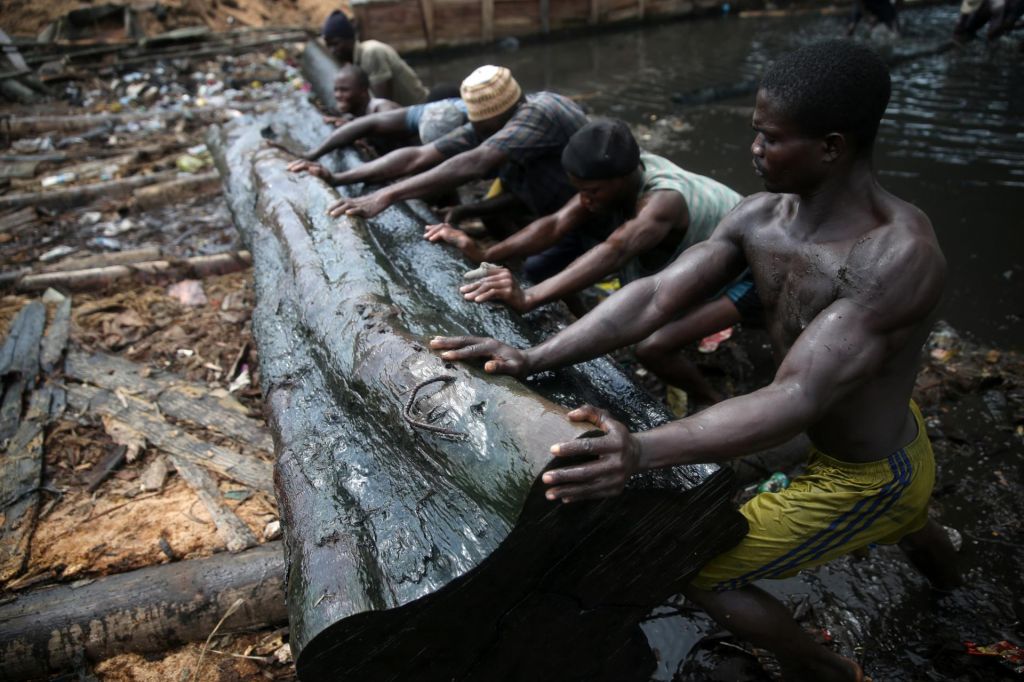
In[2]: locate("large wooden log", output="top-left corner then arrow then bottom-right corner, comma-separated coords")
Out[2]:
211,96 -> 747,680
0,542 -> 287,680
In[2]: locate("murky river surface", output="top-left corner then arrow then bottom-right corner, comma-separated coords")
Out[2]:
415,6 -> 1024,680
418,4 -> 1023,350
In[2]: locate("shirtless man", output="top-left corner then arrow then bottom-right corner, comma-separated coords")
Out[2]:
430,41 -> 961,680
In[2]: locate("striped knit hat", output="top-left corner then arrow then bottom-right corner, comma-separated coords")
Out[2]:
460,66 -> 522,122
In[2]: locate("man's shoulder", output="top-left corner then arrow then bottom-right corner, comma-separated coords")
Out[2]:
358,39 -> 397,55
521,92 -> 586,120
845,197 -> 945,321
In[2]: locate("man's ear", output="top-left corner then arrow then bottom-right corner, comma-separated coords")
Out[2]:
822,132 -> 846,163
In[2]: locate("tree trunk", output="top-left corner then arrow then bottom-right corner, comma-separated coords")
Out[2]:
0,542 -> 287,680
210,95 -> 747,681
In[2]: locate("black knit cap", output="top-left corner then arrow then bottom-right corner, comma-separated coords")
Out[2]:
561,118 -> 640,180
322,10 -> 356,40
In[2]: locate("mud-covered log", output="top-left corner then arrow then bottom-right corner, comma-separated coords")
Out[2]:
211,96 -> 748,680
0,542 -> 287,680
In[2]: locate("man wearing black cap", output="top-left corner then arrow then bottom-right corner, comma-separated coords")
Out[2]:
321,9 -> 428,106
424,119 -> 748,404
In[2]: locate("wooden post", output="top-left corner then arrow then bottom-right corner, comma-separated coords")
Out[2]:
540,0 -> 551,34
638,0 -> 646,20
418,0 -> 435,50
590,0 -> 601,25
482,0 -> 495,42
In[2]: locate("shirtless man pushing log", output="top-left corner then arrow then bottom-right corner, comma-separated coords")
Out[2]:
431,41 -> 961,681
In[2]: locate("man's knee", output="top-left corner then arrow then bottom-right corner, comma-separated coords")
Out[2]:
634,334 -> 673,364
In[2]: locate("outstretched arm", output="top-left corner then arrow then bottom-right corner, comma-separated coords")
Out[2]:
432,224 -> 746,373
326,143 -> 445,186
464,190 -> 686,312
330,144 -> 508,218
301,109 -> 409,162
426,195 -> 587,266
543,229 -> 947,502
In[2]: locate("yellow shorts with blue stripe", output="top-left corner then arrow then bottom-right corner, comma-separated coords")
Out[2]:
691,403 -> 935,591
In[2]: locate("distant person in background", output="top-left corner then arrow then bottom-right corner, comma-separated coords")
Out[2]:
847,0 -> 902,37
954,0 -> 1024,42
330,64 -> 400,120
321,9 -> 429,106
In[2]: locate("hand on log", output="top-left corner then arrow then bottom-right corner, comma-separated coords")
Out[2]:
544,405 -> 642,503
430,335 -> 531,377
423,222 -> 485,263
328,191 -> 391,218
286,159 -> 330,179
458,266 -> 531,313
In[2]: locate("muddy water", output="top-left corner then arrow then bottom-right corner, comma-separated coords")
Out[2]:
417,4 -> 1024,350
415,6 -> 1024,680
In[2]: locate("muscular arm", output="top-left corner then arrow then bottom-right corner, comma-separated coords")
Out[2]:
304,109 -> 409,161
541,222 -> 947,502
632,230 -> 946,467
520,190 -> 686,311
372,144 -> 508,206
328,143 -> 445,186
487,195 -> 588,261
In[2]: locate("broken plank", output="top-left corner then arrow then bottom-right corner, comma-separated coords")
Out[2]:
0,301 -> 45,442
39,296 -> 71,374
9,251 -> 252,292
64,350 -> 272,455
38,247 -> 162,274
0,384 -> 53,584
167,453 -> 258,553
64,383 -> 273,493
0,171 -> 178,212
0,541 -> 287,679
0,207 -> 37,234
132,171 -> 221,211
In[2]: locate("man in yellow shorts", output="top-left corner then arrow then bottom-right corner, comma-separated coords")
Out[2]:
431,40 -> 962,681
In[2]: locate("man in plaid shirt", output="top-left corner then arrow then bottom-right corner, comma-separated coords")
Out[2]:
324,66 -> 587,232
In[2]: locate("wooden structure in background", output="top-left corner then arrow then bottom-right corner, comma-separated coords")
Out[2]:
352,0 -> 745,52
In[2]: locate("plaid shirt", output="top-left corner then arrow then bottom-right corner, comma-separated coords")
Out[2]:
433,92 -> 588,215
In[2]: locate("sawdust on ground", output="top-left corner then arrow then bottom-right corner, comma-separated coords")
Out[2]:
3,0 -> 352,37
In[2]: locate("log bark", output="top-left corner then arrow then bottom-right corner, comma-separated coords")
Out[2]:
0,301 -> 45,442
0,385 -> 52,584
8,250 -> 252,292
210,97 -> 747,680
0,542 -> 287,680
65,383 -> 273,493
64,350 -> 272,455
